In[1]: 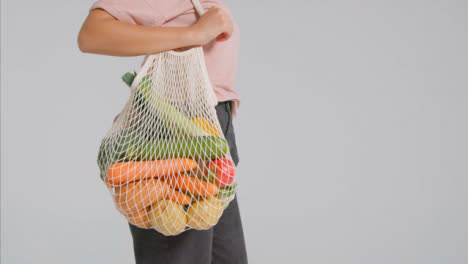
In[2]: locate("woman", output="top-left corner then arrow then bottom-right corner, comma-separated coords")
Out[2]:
77,0 -> 248,263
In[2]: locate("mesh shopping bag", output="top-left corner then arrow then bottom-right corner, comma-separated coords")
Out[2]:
96,0 -> 238,236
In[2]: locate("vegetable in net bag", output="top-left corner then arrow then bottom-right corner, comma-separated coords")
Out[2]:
96,0 -> 237,236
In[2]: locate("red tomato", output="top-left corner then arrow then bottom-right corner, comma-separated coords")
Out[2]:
207,158 -> 235,187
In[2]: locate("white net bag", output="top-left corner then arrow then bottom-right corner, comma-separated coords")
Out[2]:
96,0 -> 237,236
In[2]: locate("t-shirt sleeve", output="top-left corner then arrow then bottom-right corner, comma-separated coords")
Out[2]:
89,0 -> 162,26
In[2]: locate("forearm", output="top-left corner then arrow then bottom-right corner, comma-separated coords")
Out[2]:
78,10 -> 199,56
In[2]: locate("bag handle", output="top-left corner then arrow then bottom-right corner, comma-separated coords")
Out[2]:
190,0 -> 219,107
191,0 -> 206,16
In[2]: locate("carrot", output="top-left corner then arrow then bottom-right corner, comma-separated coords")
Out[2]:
106,159 -> 197,187
114,179 -> 191,214
166,187 -> 192,205
115,179 -> 165,214
164,174 -> 219,197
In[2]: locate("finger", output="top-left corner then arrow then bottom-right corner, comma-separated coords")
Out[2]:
215,31 -> 231,42
221,23 -> 234,40
208,6 -> 219,15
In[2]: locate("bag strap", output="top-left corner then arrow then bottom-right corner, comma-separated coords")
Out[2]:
190,0 -> 218,107
191,0 -> 206,16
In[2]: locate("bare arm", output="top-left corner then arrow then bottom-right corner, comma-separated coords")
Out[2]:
77,7 -> 233,56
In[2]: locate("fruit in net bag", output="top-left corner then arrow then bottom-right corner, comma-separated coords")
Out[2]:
207,158 -> 236,187
186,197 -> 224,230
148,200 -> 187,236
191,117 -> 223,137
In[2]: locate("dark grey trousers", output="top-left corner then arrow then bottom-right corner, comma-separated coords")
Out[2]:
128,101 -> 248,264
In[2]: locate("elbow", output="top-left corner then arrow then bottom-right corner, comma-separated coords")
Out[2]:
78,10 -> 112,54
77,32 -> 90,53
77,30 -> 94,53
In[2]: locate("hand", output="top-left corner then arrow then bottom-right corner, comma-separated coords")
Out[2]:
189,6 -> 234,46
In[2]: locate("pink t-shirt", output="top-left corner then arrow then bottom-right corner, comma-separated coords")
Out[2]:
89,0 -> 241,117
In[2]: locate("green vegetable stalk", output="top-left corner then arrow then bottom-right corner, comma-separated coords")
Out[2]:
126,135 -> 228,161
123,71 -> 207,137
216,182 -> 238,209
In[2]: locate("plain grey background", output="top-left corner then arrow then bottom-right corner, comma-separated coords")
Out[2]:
2,0 -> 467,263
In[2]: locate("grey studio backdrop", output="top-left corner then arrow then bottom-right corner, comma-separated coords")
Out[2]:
1,0 -> 467,263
